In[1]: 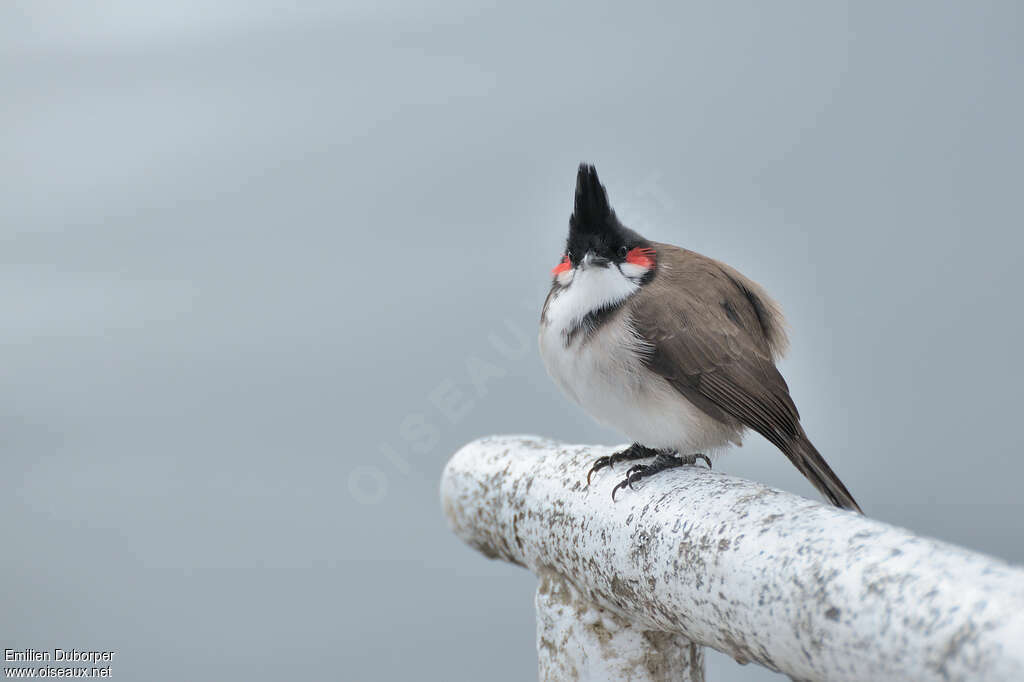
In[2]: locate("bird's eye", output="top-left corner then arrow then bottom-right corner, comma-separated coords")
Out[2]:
617,245 -> 628,259
567,249 -> 576,262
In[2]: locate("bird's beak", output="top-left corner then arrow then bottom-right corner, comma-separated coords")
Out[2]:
582,252 -> 610,269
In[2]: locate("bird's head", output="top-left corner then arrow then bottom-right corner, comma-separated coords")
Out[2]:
552,164 -> 656,286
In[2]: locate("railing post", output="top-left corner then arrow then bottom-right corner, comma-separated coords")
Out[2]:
535,569 -> 704,681
441,435 -> 1024,682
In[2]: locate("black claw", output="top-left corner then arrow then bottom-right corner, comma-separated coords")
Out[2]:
586,443 -> 657,487
609,452 -> 712,500
624,464 -> 645,490
611,478 -> 630,501
586,456 -> 611,486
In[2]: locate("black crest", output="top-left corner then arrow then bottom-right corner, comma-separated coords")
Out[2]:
570,164 -> 616,236
565,163 -> 647,265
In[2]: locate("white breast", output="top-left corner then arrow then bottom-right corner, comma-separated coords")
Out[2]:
539,266 -> 742,455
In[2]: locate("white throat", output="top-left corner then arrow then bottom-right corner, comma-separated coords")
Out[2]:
544,264 -> 639,339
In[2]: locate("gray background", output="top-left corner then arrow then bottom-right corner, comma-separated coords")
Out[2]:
2,2 -> 1022,680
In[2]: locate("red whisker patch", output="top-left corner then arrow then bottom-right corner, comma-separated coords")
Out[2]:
552,255 -> 571,275
626,247 -> 656,269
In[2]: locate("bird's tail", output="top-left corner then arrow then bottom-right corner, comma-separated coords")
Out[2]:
783,431 -> 862,513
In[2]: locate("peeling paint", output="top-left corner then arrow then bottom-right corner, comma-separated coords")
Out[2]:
441,435 -> 1024,682
536,570 -> 703,681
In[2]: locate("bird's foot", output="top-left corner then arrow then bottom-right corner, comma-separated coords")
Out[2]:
611,452 -> 712,501
586,443 -> 661,486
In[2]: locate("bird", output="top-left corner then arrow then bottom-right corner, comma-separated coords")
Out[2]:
538,164 -> 862,512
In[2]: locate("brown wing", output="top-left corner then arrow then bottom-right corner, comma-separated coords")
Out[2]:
629,243 -> 862,512
629,244 -> 801,451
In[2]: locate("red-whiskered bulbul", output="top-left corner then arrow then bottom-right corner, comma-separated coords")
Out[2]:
539,164 -> 862,513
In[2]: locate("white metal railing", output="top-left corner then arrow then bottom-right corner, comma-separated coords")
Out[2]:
440,435 -> 1024,682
